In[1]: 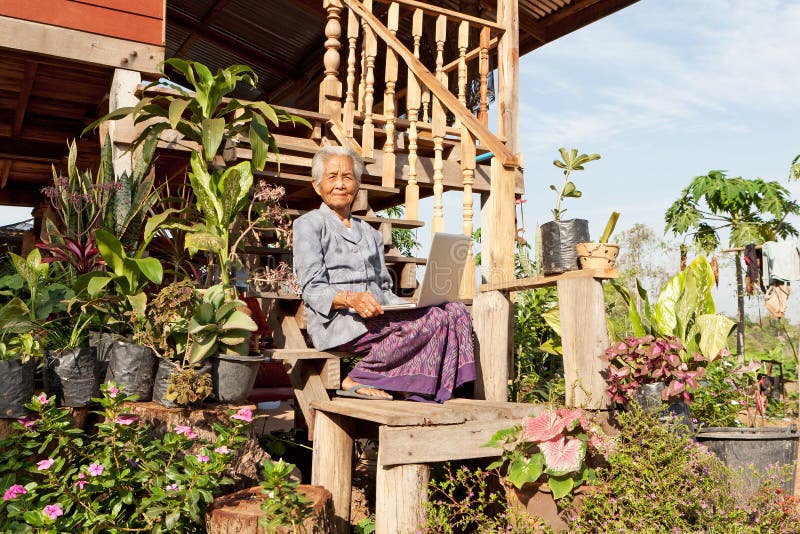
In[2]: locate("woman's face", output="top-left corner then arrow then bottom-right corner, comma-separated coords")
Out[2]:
313,154 -> 358,216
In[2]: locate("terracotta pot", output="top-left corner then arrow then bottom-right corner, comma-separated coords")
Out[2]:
503,479 -> 596,532
576,242 -> 620,269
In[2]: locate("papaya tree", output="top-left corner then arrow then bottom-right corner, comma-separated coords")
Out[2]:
664,170 -> 799,356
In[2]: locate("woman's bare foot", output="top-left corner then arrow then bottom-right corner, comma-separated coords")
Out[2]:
341,376 -> 393,399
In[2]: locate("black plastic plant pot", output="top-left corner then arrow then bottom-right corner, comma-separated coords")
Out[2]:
152,359 -> 213,409
89,332 -> 120,397
44,348 -> 98,407
0,358 -> 36,419
105,342 -> 156,401
540,219 -> 590,275
211,353 -> 262,403
696,425 -> 799,494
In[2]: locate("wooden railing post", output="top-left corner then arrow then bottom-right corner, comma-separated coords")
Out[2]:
360,0 -> 376,158
404,8 -> 423,221
430,14 -> 447,234
343,8 -> 359,137
320,0 -> 343,117
478,26 -> 490,126
455,20 -> 469,129
459,130 -> 476,300
381,2 -> 399,187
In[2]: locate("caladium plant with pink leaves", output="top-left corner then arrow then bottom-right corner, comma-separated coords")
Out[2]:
485,408 -> 613,499
601,335 -> 709,405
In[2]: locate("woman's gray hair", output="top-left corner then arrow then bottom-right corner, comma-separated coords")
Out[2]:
311,146 -> 364,186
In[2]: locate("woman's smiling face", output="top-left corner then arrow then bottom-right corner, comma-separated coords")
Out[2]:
313,154 -> 358,218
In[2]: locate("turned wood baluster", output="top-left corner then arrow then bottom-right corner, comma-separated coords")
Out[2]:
478,26 -> 490,126
343,8 -> 359,137
455,20 -> 469,128
430,14 -> 447,234
460,129 -> 476,299
319,0 -> 343,116
381,2 -> 399,187
361,0 -> 376,158
404,8 -> 423,221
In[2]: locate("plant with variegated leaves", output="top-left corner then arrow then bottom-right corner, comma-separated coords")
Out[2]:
484,408 -> 613,499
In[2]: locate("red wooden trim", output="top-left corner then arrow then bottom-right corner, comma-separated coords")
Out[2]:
71,0 -> 164,19
0,0 -> 164,46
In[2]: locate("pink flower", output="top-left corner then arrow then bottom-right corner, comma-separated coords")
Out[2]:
166,483 -> 179,491
36,393 -> 49,406
3,484 -> 26,501
17,416 -> 36,430
108,385 -> 119,398
74,473 -> 87,490
214,446 -> 230,455
88,463 -> 104,477
196,454 -> 210,463
231,407 -> 253,423
37,458 -> 55,471
174,425 -> 198,440
114,415 -> 137,426
43,504 -> 64,520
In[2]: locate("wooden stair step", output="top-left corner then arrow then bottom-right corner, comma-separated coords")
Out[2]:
266,348 -> 350,360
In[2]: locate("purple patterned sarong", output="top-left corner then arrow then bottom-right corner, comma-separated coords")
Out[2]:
335,301 -> 476,403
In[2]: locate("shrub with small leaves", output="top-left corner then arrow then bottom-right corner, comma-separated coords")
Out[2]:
0,383 -> 250,532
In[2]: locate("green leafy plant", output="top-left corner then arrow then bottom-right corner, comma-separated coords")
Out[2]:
0,299 -> 42,362
611,256 -> 735,363
691,356 -> 768,428
567,405 -> 800,532
485,408 -> 612,499
258,458 -> 312,533
0,383 -> 251,532
187,284 -> 258,363
550,148 -> 601,221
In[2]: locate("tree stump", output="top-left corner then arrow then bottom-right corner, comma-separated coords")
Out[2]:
0,408 -> 89,440
206,485 -> 334,534
0,418 -> 15,440
120,402 -> 270,489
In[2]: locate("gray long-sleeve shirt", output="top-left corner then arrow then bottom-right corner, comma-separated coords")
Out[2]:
292,203 -> 406,350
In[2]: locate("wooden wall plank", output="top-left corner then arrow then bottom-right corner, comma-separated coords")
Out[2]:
77,0 -> 164,19
0,0 -> 164,46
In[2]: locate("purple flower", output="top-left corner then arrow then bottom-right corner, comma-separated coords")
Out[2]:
36,393 -> 49,406
231,407 -> 253,423
214,446 -> 230,455
114,415 -> 137,426
174,425 -> 198,440
17,416 -> 36,430
3,484 -> 26,501
37,458 -> 55,471
88,463 -> 104,477
43,504 -> 64,520
166,483 -> 179,491
74,473 -> 87,490
196,454 -> 210,463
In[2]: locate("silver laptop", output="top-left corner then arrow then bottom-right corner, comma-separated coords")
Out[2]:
382,233 -> 473,311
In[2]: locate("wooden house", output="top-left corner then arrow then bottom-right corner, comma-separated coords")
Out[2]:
0,1 -> 637,531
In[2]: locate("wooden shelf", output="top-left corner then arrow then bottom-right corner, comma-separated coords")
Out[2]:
480,268 -> 619,292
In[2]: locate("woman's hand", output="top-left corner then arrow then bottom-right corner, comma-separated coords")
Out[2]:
340,291 -> 384,319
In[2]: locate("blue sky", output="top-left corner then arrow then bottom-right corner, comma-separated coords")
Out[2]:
3,0 -> 800,319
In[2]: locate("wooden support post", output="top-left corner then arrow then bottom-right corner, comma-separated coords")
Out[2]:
557,277 -> 610,409
485,159 -> 516,285
375,462 -> 429,534
496,0 -> 519,148
320,0 -> 344,116
472,290 -> 511,401
108,69 -> 141,178
311,411 -> 355,534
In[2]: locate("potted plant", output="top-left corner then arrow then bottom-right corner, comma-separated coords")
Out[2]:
138,281 -> 213,408
43,309 -> 97,408
188,284 -> 259,403
484,408 -> 612,530
575,211 -> 620,270
540,148 -> 600,275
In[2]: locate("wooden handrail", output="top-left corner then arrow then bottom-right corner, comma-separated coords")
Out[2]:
345,0 -> 517,167
372,0 -> 505,31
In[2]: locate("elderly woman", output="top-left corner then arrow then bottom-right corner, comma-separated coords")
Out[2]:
292,146 -> 475,402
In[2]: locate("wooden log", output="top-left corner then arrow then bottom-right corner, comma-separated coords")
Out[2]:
375,462 -> 429,534
120,401 -> 270,489
311,411 -> 355,534
472,290 -> 511,401
206,485 -> 335,534
557,276 -> 610,409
